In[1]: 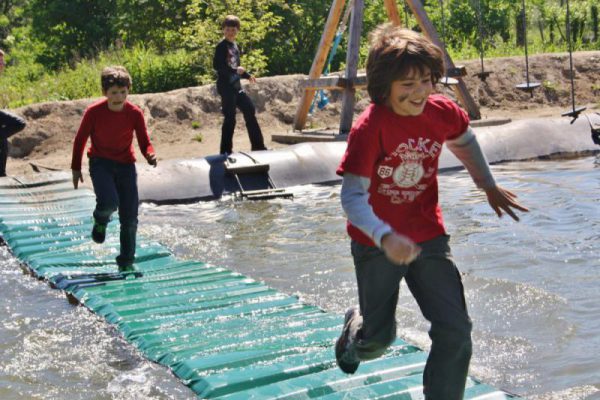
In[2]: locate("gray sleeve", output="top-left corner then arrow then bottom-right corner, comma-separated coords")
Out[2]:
340,173 -> 393,248
446,127 -> 496,189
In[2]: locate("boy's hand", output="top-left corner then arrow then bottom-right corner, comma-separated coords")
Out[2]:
381,233 -> 421,265
72,170 -> 83,189
145,153 -> 157,167
484,185 -> 529,221
236,66 -> 246,75
248,75 -> 257,84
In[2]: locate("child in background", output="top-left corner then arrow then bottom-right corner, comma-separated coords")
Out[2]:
335,25 -> 528,399
0,49 -> 27,177
213,14 -> 267,155
71,66 -> 157,273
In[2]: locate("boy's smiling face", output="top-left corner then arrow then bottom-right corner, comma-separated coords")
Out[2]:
103,85 -> 129,111
386,67 -> 433,116
223,26 -> 239,42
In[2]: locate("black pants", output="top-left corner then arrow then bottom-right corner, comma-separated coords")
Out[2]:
89,157 -> 138,267
217,86 -> 266,155
351,235 -> 472,400
0,137 -> 8,177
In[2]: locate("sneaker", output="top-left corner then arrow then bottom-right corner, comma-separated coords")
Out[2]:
91,220 -> 107,244
118,264 -> 137,273
335,307 -> 361,374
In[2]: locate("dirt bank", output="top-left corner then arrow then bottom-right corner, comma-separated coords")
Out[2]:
5,51 -> 600,178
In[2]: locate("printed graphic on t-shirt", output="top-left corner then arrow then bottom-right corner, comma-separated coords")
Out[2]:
376,136 -> 443,204
227,45 -> 239,69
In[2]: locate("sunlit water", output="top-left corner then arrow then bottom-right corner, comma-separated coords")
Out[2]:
1,156 -> 599,399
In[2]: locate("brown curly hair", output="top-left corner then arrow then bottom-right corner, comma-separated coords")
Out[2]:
366,24 -> 444,104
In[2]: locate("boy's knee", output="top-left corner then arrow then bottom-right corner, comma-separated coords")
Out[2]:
96,202 -> 118,214
431,321 -> 472,355
242,103 -> 256,116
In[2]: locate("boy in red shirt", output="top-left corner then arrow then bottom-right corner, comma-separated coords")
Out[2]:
335,25 -> 528,399
71,66 -> 157,273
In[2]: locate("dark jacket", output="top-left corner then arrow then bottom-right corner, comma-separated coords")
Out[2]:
213,39 -> 251,92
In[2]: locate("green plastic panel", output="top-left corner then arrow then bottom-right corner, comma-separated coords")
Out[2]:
0,174 -> 520,399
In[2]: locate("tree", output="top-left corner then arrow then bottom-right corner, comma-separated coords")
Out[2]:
29,0 -> 117,69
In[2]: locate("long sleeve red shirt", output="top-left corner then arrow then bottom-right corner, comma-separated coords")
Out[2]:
71,99 -> 155,170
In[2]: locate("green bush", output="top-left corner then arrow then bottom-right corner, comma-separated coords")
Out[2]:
0,45 -> 202,108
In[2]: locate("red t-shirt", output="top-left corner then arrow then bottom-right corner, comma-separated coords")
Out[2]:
71,99 -> 155,170
337,94 -> 469,246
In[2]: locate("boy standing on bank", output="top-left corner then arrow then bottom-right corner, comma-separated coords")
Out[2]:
213,15 -> 267,155
71,66 -> 157,273
335,25 -> 528,399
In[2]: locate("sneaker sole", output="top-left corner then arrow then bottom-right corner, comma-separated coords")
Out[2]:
335,308 -> 360,374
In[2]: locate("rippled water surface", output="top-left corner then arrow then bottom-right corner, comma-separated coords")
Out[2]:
1,156 -> 599,399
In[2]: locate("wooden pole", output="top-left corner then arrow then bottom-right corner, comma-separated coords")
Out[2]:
293,0 -> 347,131
383,0 -> 402,26
339,0 -> 365,134
405,0 -> 481,119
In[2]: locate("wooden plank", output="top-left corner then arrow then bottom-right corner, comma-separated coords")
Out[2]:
405,0 -> 481,120
384,0 -> 402,26
340,0 -> 365,134
299,74 -> 367,90
299,76 -> 350,90
293,0 -> 347,131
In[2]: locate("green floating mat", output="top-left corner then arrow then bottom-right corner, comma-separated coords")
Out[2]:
0,173 -> 520,399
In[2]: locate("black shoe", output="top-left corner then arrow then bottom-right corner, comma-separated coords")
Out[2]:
118,264 -> 137,273
91,220 -> 107,244
335,307 -> 361,374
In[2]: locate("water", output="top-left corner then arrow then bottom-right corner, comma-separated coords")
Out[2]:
1,156 -> 599,399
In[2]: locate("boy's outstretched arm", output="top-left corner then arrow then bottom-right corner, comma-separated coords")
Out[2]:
446,127 -> 529,221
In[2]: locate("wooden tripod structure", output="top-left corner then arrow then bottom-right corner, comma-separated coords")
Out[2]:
293,0 -> 481,134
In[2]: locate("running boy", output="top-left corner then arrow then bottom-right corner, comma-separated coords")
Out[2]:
335,25 -> 528,399
71,66 -> 157,272
213,15 -> 267,155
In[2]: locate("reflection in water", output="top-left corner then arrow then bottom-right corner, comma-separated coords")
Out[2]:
1,156 -> 599,399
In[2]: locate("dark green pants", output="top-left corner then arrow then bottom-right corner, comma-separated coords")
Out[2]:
351,234 -> 472,400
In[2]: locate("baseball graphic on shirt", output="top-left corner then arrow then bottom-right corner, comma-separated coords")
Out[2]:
392,159 -> 424,188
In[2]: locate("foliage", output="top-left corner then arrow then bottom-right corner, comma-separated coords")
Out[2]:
1,0 -> 599,108
28,0 -> 117,69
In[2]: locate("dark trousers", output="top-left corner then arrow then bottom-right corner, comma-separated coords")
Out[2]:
217,85 -> 266,155
0,137 -> 7,177
89,157 -> 138,267
351,235 -> 472,400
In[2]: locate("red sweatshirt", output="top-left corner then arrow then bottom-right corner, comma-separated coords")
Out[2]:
71,99 -> 155,170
